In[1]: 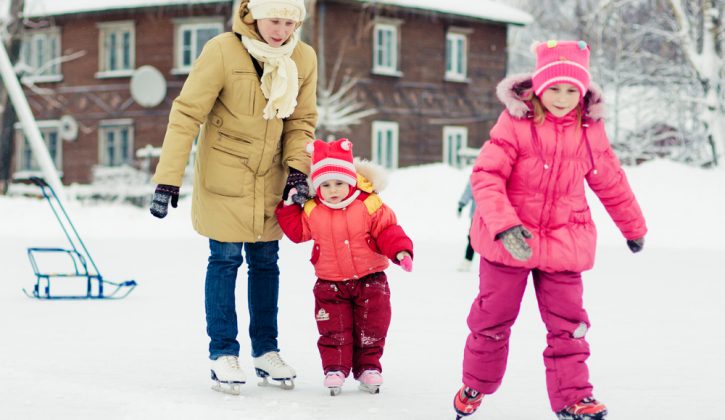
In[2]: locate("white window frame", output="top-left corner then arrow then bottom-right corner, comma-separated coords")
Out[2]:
96,21 -> 135,78
13,120 -> 63,176
371,121 -> 399,169
443,126 -> 468,167
98,119 -> 135,167
445,30 -> 469,82
372,20 -> 402,77
172,17 -> 224,75
19,28 -> 63,83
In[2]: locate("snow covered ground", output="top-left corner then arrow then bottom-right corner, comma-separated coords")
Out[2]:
0,160 -> 722,419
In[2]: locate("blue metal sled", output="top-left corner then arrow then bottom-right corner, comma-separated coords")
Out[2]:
22,177 -> 137,299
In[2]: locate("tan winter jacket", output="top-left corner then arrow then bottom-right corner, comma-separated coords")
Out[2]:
153,0 -> 318,242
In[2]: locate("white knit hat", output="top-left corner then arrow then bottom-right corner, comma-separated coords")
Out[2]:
248,0 -> 306,22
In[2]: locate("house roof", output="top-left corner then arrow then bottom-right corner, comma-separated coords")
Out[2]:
356,0 -> 532,26
3,0 -> 532,25
16,0 -> 231,18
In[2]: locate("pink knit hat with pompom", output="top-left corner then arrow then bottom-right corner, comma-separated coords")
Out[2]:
531,40 -> 591,97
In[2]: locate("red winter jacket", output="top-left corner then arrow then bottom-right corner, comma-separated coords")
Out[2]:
471,75 -> 647,273
276,191 -> 413,281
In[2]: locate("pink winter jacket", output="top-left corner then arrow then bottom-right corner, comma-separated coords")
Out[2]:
471,75 -> 647,273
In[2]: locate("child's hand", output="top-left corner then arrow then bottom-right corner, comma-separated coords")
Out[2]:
496,225 -> 532,261
283,188 -> 298,206
396,251 -> 413,272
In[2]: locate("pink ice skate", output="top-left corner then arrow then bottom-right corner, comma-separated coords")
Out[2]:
358,369 -> 383,394
324,371 -> 345,396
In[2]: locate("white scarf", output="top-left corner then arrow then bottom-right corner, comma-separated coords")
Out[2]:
241,33 -> 300,120
320,190 -> 361,209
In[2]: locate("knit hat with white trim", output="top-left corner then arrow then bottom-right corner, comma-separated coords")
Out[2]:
531,40 -> 590,98
308,138 -> 357,196
247,0 -> 306,22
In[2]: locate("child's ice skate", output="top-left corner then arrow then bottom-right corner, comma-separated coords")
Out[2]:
357,369 -> 383,394
453,385 -> 483,419
324,370 -> 346,396
556,397 -> 607,420
210,355 -> 246,395
253,351 -> 296,390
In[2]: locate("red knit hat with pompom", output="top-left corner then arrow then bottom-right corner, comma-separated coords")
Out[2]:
307,138 -> 357,195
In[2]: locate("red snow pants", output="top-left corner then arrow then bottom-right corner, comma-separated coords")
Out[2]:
313,272 -> 391,379
462,258 -> 593,412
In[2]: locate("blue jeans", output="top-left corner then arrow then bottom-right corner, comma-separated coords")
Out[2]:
205,239 -> 280,360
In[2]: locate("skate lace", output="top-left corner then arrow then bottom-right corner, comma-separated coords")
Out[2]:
263,351 -> 287,368
223,355 -> 241,370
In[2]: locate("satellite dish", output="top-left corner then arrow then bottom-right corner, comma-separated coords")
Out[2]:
130,65 -> 167,108
59,115 -> 79,141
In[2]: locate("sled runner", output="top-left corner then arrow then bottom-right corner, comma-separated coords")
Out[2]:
22,177 -> 137,299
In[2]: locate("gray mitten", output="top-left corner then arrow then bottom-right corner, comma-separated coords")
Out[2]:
496,225 -> 533,261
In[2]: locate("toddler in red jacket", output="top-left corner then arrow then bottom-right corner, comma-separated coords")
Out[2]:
453,41 -> 647,420
275,138 -> 413,396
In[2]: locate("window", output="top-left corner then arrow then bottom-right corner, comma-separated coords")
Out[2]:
173,18 -> 224,74
372,121 -> 399,169
445,31 -> 468,81
97,21 -> 135,77
19,28 -> 62,82
15,122 -> 62,173
99,120 -> 134,167
443,126 -> 468,167
372,22 -> 401,76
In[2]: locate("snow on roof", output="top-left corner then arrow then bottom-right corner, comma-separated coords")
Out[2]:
357,0 -> 532,25
20,0 -> 231,18
2,0 -> 531,25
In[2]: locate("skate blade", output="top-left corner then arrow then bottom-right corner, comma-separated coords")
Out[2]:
358,383 -> 380,394
211,381 -> 242,395
255,368 -> 295,390
328,386 -> 342,396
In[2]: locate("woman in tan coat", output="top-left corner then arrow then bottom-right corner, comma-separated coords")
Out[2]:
149,0 -> 317,394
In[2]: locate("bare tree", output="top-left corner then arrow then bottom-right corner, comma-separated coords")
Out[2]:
503,0 -> 722,167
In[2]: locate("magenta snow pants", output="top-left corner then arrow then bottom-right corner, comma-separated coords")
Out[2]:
313,272 -> 391,379
462,258 -> 593,412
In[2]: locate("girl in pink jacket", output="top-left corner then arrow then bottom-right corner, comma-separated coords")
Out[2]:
275,138 -> 413,396
453,41 -> 647,420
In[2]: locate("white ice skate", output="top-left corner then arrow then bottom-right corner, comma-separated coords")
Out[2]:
210,355 -> 246,395
358,369 -> 383,394
324,371 -> 345,396
253,351 -> 296,390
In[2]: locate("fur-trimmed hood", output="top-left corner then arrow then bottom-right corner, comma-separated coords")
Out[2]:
354,158 -> 388,193
496,73 -> 605,122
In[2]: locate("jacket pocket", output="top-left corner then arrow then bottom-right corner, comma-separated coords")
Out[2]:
232,70 -> 258,116
204,146 -> 252,197
569,207 -> 591,225
215,128 -> 253,153
310,243 -> 320,264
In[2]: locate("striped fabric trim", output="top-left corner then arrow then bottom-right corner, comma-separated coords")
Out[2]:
534,76 -> 587,96
311,171 -> 357,189
532,60 -> 590,78
311,157 -> 355,173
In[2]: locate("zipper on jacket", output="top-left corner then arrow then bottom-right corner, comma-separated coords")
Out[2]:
582,124 -> 598,175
